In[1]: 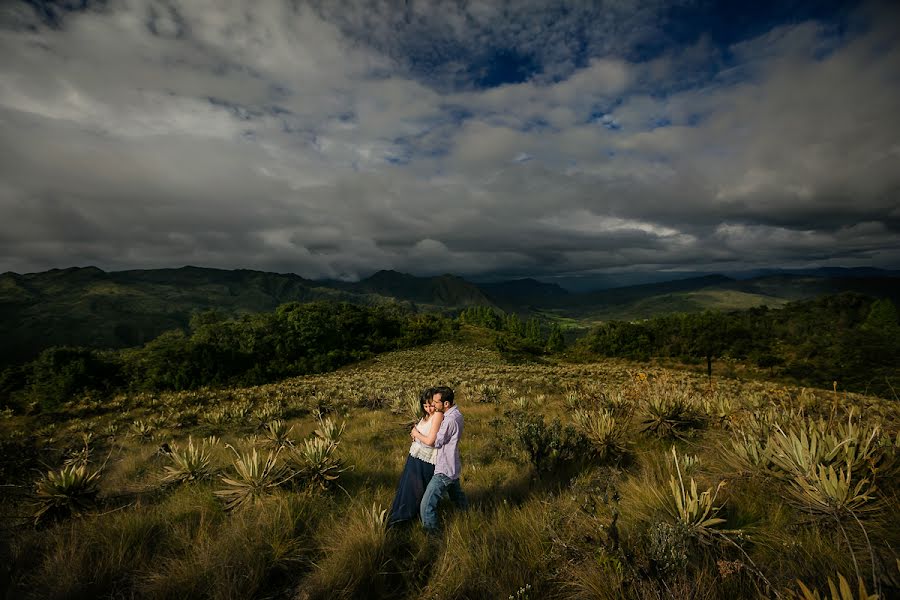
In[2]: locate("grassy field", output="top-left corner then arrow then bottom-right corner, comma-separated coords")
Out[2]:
566,289 -> 790,323
2,341 -> 899,599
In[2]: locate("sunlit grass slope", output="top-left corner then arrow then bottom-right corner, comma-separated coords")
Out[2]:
2,341 -> 899,599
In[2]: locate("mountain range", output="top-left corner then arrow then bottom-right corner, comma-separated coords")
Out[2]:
2,265 -> 898,364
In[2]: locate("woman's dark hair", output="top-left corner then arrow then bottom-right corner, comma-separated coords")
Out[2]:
433,385 -> 455,406
419,387 -> 436,417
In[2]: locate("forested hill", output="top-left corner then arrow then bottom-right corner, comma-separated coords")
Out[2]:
577,293 -> 900,398
0,266 -> 499,364
0,266 -> 361,364
2,265 -> 899,365
344,270 -> 493,307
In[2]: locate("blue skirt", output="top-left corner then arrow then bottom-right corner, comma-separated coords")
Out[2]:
388,454 -> 435,527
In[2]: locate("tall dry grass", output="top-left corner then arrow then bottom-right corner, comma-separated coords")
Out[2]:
2,341 -> 899,598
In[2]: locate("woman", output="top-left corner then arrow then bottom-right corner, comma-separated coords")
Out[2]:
387,387 -> 443,527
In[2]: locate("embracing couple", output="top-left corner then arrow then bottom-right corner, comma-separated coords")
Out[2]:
387,386 -> 467,532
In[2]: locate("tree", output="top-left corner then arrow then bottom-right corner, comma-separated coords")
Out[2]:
862,299 -> 900,337
525,317 -> 543,346
545,324 -> 565,353
26,347 -> 120,409
685,312 -> 728,378
504,314 -> 525,337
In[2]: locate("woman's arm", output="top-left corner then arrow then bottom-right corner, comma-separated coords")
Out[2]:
411,412 -> 443,446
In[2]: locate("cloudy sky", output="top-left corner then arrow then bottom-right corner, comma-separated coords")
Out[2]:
2,0 -> 899,281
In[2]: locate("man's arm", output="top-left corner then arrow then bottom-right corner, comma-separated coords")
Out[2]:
433,417 -> 457,449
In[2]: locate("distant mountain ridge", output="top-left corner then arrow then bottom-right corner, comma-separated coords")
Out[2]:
356,270 -> 493,307
541,266 -> 900,292
2,265 -> 899,364
478,278 -> 569,310
0,266 -> 359,364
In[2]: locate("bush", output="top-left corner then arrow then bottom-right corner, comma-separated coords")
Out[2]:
25,347 -> 122,410
512,413 -> 591,473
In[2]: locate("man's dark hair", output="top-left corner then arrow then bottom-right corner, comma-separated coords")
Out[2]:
419,387 -> 436,416
433,385 -> 455,406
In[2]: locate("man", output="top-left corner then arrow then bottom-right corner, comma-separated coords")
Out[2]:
411,385 -> 467,532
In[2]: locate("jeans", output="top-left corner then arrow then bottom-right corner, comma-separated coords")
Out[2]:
420,473 -> 468,531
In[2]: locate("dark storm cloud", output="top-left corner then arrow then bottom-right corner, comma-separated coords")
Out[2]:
1,0 -> 899,279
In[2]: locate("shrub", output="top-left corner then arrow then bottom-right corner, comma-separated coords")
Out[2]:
513,413 -> 591,472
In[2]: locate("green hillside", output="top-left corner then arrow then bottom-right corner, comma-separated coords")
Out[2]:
0,267 -> 364,363
355,270 -> 495,307
2,266 -> 898,366
571,289 -> 787,321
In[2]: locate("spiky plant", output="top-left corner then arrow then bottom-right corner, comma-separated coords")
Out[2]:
743,410 -> 776,439
724,430 -> 774,475
476,384 -> 501,404
205,407 -> 228,426
563,392 -> 585,412
790,574 -> 878,600
33,464 -> 102,524
365,502 -> 388,531
227,400 -> 252,420
784,461 -> 880,589
161,436 -> 213,484
786,464 -> 878,517
512,396 -> 533,411
62,432 -> 93,468
129,419 -> 155,442
391,390 -> 422,426
253,401 -> 283,423
831,416 -> 884,477
680,454 -> 701,475
288,437 -> 346,490
572,409 -> 627,461
314,416 -> 345,446
640,394 -> 703,439
655,447 -> 727,544
769,416 -> 882,481
214,447 -> 286,511
262,419 -> 295,450
702,393 -> 736,428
